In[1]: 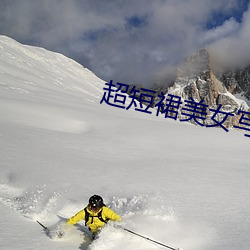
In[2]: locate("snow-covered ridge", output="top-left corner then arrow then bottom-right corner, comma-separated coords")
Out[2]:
0,35 -> 106,134
0,35 -> 104,100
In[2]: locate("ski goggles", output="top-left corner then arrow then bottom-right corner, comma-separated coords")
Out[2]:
89,204 -> 101,212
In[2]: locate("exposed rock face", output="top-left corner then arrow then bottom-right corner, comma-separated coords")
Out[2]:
164,49 -> 250,128
217,66 -> 250,100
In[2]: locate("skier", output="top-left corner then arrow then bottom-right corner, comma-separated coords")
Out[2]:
66,194 -> 121,239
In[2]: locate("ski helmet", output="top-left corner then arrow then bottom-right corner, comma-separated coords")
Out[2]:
89,195 -> 104,210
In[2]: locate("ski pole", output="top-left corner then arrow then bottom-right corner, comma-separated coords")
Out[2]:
37,220 -> 48,231
122,227 -> 180,250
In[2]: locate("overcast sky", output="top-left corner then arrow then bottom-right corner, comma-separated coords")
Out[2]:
0,0 -> 249,87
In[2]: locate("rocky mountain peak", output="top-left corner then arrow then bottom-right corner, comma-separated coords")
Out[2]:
164,49 -> 250,128
123,47 -> 250,130
177,48 -> 210,78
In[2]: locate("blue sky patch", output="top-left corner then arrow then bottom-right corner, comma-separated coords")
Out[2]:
126,15 -> 148,28
206,0 -> 249,29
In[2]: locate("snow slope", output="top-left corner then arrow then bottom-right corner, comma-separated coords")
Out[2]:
0,36 -> 249,250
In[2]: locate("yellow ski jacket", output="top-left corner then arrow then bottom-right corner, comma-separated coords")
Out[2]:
67,206 -> 121,233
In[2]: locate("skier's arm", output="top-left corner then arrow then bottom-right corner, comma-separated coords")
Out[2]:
104,207 -> 122,222
67,209 -> 85,225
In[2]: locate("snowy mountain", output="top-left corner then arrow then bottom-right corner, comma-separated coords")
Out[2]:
0,36 -> 250,250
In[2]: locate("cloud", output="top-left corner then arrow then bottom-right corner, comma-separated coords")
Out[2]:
0,0 -> 249,86
209,3 -> 250,69
200,18 -> 240,45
